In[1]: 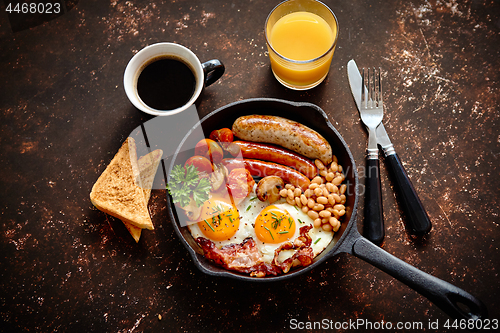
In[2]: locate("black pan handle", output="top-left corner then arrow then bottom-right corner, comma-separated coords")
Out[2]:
364,158 -> 384,245
385,153 -> 432,236
352,236 -> 488,321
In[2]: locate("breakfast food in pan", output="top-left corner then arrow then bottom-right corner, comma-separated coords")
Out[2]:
168,115 -> 347,277
90,137 -> 163,242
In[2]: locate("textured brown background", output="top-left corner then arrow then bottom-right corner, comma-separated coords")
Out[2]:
1,0 -> 499,332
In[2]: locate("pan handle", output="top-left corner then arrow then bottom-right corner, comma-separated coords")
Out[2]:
352,237 -> 488,321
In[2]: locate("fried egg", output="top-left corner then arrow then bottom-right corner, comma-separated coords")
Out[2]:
187,187 -> 335,265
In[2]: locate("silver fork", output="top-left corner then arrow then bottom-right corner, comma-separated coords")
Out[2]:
360,67 -> 384,159
360,67 -> 384,244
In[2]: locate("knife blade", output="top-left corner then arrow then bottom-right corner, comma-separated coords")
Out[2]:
348,60 -> 384,245
347,59 -> 432,236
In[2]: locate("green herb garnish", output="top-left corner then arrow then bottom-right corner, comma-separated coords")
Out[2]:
166,164 -> 211,207
264,226 -> 274,240
204,219 -> 215,232
314,238 -> 321,245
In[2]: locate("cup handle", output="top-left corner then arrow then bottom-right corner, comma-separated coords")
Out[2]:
201,59 -> 225,87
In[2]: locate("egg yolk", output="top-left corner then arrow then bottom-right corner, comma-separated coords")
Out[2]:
197,198 -> 240,241
255,205 -> 296,244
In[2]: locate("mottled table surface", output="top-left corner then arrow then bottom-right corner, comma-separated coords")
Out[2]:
1,0 -> 499,332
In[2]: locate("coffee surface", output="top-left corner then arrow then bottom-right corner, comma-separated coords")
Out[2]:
137,57 -> 196,110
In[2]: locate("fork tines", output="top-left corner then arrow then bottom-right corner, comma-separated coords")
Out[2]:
361,67 -> 383,108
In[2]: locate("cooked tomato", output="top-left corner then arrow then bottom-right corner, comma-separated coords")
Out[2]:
194,139 -> 224,164
185,155 -> 213,174
227,168 -> 255,199
209,128 -> 234,143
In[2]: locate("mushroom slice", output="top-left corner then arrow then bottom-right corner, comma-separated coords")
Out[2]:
180,198 -> 203,221
210,163 -> 228,191
256,176 -> 284,204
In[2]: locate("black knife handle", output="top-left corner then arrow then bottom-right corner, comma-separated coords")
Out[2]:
364,158 -> 384,245
385,153 -> 432,236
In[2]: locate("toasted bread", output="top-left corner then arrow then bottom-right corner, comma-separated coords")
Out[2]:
122,148 -> 163,242
90,137 -> 156,231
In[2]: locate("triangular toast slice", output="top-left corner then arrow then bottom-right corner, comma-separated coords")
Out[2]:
123,148 -> 163,242
90,137 -> 154,231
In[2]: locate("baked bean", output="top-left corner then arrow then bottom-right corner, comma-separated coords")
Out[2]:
300,194 -> 308,205
332,193 -> 341,203
302,205 -> 309,213
307,198 -> 315,208
314,159 -> 325,170
317,196 -> 328,205
319,210 -> 331,218
304,189 -> 314,198
312,176 -> 323,185
313,203 -> 324,211
309,183 -> 319,190
333,176 -> 343,186
325,182 -> 335,193
334,204 -> 345,211
332,155 -> 338,163
314,187 -> 323,197
287,189 -> 294,200
326,172 -> 335,182
330,162 -> 338,173
329,216 -> 338,226
322,187 -> 329,197
307,210 -> 319,220
280,189 -> 288,197
338,209 -> 346,216
319,169 -> 328,177
322,223 -> 333,232
338,165 -> 342,172
340,184 -> 347,194
327,194 -> 335,205
286,197 -> 295,205
313,218 -> 322,228
330,217 -> 340,231
285,184 -> 294,190
294,188 -> 302,197
295,197 -> 302,207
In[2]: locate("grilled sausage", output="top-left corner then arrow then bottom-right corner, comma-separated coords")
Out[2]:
232,115 -> 333,164
232,141 -> 317,179
221,158 -> 310,191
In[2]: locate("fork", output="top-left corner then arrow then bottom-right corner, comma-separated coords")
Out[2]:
360,67 -> 384,244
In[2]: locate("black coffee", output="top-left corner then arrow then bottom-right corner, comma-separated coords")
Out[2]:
137,56 -> 196,110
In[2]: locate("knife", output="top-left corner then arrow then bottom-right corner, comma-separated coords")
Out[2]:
348,60 -> 432,236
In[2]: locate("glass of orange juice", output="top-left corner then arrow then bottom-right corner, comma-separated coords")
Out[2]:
265,0 -> 339,90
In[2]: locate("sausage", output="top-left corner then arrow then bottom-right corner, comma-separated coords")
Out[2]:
222,158 -> 245,173
222,158 -> 311,191
232,141 -> 318,179
244,159 -> 310,192
232,115 -> 333,164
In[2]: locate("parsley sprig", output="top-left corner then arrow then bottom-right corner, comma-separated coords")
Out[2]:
167,164 -> 211,207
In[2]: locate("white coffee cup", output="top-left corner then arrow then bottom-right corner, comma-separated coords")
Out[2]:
123,42 -> 224,116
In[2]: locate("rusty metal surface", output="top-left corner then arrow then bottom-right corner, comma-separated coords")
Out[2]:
1,0 -> 499,332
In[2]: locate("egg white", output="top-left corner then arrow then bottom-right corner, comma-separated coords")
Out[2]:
188,187 -> 335,265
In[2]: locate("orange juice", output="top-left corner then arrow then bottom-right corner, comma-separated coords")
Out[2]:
267,10 -> 337,89
270,11 -> 333,61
